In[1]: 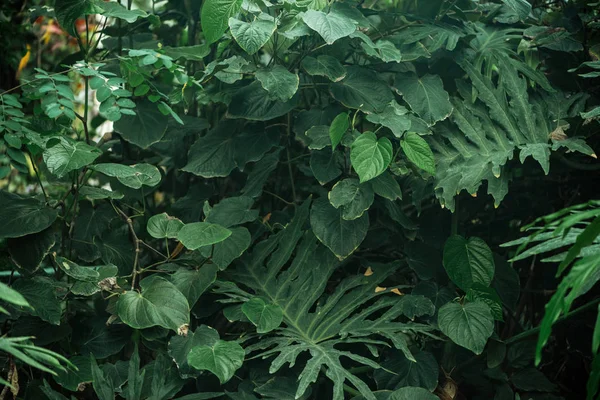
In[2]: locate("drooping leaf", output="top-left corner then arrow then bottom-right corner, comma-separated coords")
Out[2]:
92,163 -> 161,189
0,191 -> 58,239
394,73 -> 453,126
199,227 -> 252,270
329,112 -> 349,149
400,132 -> 435,175
350,132 -> 393,183
201,0 -> 244,44
302,55 -> 346,82
438,301 -> 494,354
310,197 -> 369,260
328,178 -> 374,220
117,276 -> 190,332
443,235 -> 495,292
369,172 -> 402,201
229,14 -> 277,55
331,67 -> 394,113
43,138 -> 102,178
242,297 -> 284,333
170,265 -> 218,308
114,100 -> 168,149
53,255 -> 102,282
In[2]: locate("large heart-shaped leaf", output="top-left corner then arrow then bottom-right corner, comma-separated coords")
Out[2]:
114,100 -> 168,149
443,235 -> 495,292
43,138 -> 102,178
394,73 -> 453,126
302,8 -> 356,44
177,222 -> 232,250
400,132 -> 435,175
229,14 -> 276,55
201,0 -> 243,44
187,339 -> 245,383
0,191 -> 58,239
331,66 -> 394,113
350,132 -> 393,183
117,276 -> 189,332
255,66 -> 299,101
241,297 -> 283,333
146,213 -> 184,239
438,301 -> 494,354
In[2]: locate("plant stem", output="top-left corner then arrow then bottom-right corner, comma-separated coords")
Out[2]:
506,297 -> 600,345
29,152 -> 48,203
343,384 -> 360,397
114,205 -> 141,289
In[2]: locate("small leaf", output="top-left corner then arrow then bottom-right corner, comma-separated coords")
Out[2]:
242,297 -> 283,333
350,132 -> 393,183
187,340 -> 245,384
438,301 -> 494,354
177,222 -> 232,250
147,213 -> 184,239
400,132 -> 435,175
329,112 -> 349,149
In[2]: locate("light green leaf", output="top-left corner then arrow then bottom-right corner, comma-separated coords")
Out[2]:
302,8 -> 356,44
0,282 -> 30,309
394,73 -> 453,126
366,102 -> 412,138
443,235 -> 495,292
328,178 -> 374,220
438,301 -> 494,354
98,1 -> 147,23
306,125 -> 331,150
400,132 -> 435,175
242,297 -> 284,333
177,222 -> 232,250
43,138 -> 101,178
519,143 -> 551,175
114,100 -> 168,149
205,196 -> 258,228
79,186 -> 124,200
331,66 -> 394,113
329,113 -> 349,149
0,191 -> 58,239
310,197 -> 369,260
229,14 -> 276,55
70,264 -> 119,296
187,339 -> 245,383
162,45 -> 210,61
201,0 -> 244,44
466,284 -> 504,321
350,132 -> 393,183
54,255 -> 101,282
302,55 -> 346,82
389,387 -> 439,400
255,66 -> 299,101
117,276 -> 190,331
92,163 -> 161,189
498,0 -> 531,23
147,213 -> 184,239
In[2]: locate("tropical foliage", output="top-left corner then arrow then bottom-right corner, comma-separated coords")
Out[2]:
0,0 -> 599,399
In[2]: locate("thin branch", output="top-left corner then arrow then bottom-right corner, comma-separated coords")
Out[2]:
114,205 -> 141,290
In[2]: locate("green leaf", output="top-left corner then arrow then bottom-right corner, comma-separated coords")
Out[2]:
369,172 -> 402,201
0,282 -> 30,309
400,132 -> 435,175
498,0 -> 531,23
374,351 -> 438,391
310,197 -> 369,260
311,149 -> 344,185
255,66 -> 299,101
365,102 -> 411,138
168,325 -> 220,378
510,368 -> 556,392
201,0 -> 243,44
12,278 -> 62,325
228,81 -> 299,121
70,264 -> 119,296
199,227 -> 252,270
394,73 -> 453,126
125,344 -> 144,400
114,100 -> 168,149
438,301 -> 494,354
54,255 -> 102,282
187,339 -> 245,383
92,163 -> 161,189
329,112 -> 349,150
55,0 -> 102,35
302,55 -> 346,82
98,1 -> 147,23
205,196 -> 258,228
170,265 -> 218,308
331,66 -> 394,113
328,178 -> 374,220
43,138 -> 102,178
79,186 -> 124,200
229,14 -> 276,55
466,284 -> 504,321
147,213 -> 184,239
0,191 -> 58,239
388,387 -> 439,400
91,355 -> 115,400
54,355 -> 93,391
302,8 -> 356,44
8,228 -> 56,272
306,125 -> 331,150
350,132 -> 393,183
443,235 -> 495,292
242,297 -> 284,333
177,222 -> 232,250
162,45 -> 210,61
117,276 -> 190,332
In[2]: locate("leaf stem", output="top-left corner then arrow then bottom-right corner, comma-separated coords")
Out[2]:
114,205 -> 142,290
28,151 -> 48,203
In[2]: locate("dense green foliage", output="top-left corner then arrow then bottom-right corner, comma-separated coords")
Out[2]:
1,0 -> 600,399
